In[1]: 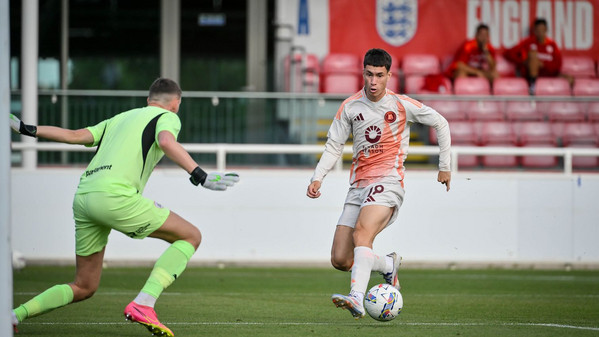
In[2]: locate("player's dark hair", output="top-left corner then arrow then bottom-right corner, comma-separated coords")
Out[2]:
534,18 -> 547,28
148,78 -> 182,101
476,23 -> 489,34
363,48 -> 392,71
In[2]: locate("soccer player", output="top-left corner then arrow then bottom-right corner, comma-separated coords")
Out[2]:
503,18 -> 572,94
306,49 -> 451,319
445,23 -> 499,83
9,78 -> 239,336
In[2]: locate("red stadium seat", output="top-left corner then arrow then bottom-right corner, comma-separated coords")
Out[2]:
573,78 -> 599,96
546,102 -> 585,122
561,56 -> 597,78
424,100 -> 465,121
478,121 -> 518,167
321,53 -> 361,93
464,100 -> 504,121
430,121 -> 478,167
284,53 -> 320,92
561,122 -> 599,168
588,102 -> 599,122
513,122 -> 558,167
492,77 -> 529,96
495,54 -> 516,77
534,78 -> 571,96
453,77 -> 491,95
401,54 -> 440,76
505,101 -> 543,121
404,75 -> 451,95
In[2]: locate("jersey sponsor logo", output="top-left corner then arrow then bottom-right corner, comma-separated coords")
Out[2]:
353,113 -> 365,121
376,0 -> 417,47
126,223 -> 151,238
365,185 -> 385,203
365,125 -> 382,143
154,201 -> 163,209
384,111 -> 397,123
84,164 -> 112,177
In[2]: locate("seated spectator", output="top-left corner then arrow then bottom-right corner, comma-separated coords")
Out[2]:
504,18 -> 573,94
445,23 -> 499,84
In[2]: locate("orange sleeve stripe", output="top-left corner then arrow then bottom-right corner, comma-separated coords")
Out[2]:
335,91 -> 363,120
397,94 -> 423,109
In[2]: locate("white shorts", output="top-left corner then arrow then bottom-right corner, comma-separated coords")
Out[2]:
337,180 -> 405,229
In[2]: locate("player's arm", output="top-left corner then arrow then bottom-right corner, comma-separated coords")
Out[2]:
9,114 -> 94,145
157,130 -> 239,191
404,101 -> 452,191
307,138 -> 344,198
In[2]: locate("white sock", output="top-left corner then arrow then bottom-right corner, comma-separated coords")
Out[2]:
350,246 -> 375,296
371,252 -> 389,273
134,292 -> 157,308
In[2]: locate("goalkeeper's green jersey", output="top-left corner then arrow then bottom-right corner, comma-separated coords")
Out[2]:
76,106 -> 181,196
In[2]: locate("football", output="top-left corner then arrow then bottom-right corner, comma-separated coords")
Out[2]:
364,283 -> 403,321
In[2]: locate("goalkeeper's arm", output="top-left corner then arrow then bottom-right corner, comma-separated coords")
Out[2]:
9,114 -> 93,145
157,130 -> 239,190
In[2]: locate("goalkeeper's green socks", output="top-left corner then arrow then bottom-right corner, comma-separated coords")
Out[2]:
13,284 -> 74,323
135,240 -> 196,307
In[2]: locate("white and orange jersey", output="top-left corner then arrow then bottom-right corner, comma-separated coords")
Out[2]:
328,88 -> 451,187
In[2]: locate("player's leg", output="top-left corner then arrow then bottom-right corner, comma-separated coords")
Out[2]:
124,211 -> 200,337
330,225 -> 354,271
12,248 -> 105,326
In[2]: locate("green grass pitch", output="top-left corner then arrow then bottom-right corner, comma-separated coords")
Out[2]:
13,266 -> 599,337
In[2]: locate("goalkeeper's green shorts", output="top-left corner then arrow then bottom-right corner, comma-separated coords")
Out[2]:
72,191 -> 170,256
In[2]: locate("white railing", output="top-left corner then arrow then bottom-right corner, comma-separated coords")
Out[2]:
11,142 -> 599,175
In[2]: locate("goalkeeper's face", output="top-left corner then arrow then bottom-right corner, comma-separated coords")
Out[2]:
363,65 -> 390,102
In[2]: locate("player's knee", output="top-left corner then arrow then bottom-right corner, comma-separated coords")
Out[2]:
331,256 -> 352,271
71,284 -> 98,302
188,226 -> 202,250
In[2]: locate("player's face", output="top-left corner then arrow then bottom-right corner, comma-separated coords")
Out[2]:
533,24 -> 547,40
363,65 -> 390,102
476,28 -> 489,46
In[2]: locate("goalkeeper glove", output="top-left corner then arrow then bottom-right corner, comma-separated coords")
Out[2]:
189,166 -> 239,191
9,114 -> 37,138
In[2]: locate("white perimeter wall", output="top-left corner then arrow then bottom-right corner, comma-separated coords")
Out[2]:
9,168 -> 599,265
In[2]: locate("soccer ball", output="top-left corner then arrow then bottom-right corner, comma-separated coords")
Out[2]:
364,283 -> 402,321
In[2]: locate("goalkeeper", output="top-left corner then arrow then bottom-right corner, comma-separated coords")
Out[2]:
9,78 -> 239,337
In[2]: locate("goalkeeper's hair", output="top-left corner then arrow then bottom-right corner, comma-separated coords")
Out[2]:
363,48 -> 392,72
148,78 -> 182,103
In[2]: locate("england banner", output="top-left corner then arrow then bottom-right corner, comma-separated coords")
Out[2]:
329,0 -> 599,61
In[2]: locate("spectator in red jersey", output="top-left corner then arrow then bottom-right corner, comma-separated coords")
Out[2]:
504,18 -> 573,94
446,23 -> 499,84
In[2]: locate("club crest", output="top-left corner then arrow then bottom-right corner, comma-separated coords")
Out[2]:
376,0 -> 417,47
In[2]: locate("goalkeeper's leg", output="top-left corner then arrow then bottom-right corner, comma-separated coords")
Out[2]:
13,248 -> 105,325
124,211 -> 200,336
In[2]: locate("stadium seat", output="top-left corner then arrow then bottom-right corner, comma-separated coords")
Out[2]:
453,77 -> 491,95
546,101 -> 586,122
284,53 -> 320,92
588,102 -> 599,122
321,53 -> 361,93
430,121 -> 479,167
513,122 -> 558,167
401,54 -> 440,76
464,100 -> 504,121
573,78 -> 599,96
494,54 -> 516,77
561,122 -> 599,168
492,77 -> 529,96
424,100 -> 465,121
560,56 -> 597,78
534,77 -> 571,96
478,121 -> 518,167
404,75 -> 451,95
505,101 -> 543,121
